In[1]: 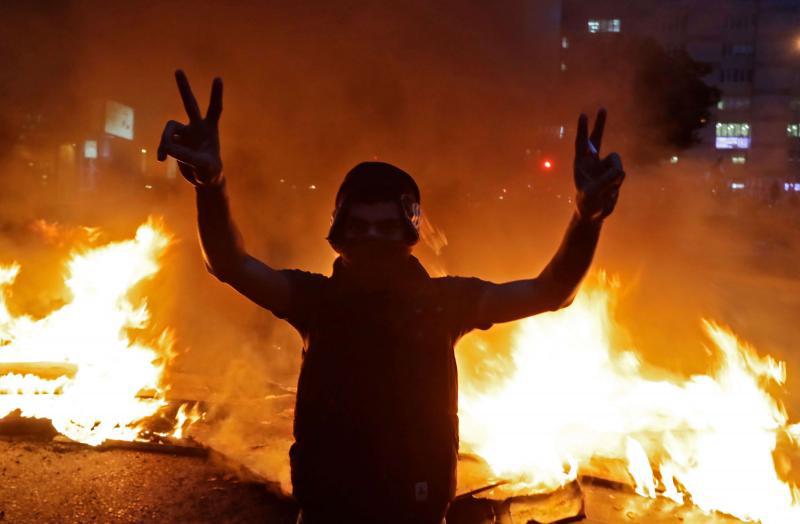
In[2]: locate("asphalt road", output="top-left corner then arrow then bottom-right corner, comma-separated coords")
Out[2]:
0,436 -> 746,524
0,437 -> 297,524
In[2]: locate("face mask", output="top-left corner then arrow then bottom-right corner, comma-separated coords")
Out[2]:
339,238 -> 412,271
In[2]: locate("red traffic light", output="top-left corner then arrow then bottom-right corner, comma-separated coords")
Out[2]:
542,159 -> 553,170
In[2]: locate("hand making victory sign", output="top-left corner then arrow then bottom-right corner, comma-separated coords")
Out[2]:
573,109 -> 625,221
157,70 -> 224,186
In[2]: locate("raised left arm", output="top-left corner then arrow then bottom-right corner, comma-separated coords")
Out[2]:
475,109 -> 625,325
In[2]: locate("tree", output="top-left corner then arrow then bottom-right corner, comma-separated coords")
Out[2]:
563,34 -> 720,166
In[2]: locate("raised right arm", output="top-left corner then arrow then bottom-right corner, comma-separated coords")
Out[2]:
158,69 -> 290,314
195,181 -> 290,312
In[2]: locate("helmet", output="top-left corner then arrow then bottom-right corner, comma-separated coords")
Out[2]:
327,162 -> 421,249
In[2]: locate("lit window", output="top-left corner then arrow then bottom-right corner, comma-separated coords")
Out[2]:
788,124 -> 800,137
716,122 -> 751,149
716,122 -> 750,137
84,140 -> 98,159
587,19 -> 620,33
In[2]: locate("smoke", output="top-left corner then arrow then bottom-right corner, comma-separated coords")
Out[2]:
1,0 -> 799,493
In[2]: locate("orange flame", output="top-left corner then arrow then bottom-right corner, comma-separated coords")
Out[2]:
458,274 -> 800,522
0,218 -> 198,446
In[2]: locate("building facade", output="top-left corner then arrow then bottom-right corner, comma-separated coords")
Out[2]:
561,0 -> 800,191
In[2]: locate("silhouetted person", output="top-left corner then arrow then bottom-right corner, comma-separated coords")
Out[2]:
158,70 -> 625,524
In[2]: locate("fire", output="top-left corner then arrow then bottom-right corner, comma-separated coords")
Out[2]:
0,218 -> 195,446
458,274 -> 800,523
171,402 -> 203,440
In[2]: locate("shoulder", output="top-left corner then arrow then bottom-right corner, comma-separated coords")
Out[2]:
431,275 -> 495,334
278,268 -> 330,303
429,275 -> 492,315
272,269 -> 329,330
278,268 -> 329,288
432,275 -> 493,295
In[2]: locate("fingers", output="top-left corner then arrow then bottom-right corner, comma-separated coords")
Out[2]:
576,151 -> 622,189
161,141 -> 208,169
206,77 -> 223,125
175,69 -> 203,124
574,166 -> 592,188
601,152 -> 623,172
158,119 -> 207,168
158,120 -> 185,161
590,108 -> 607,153
595,167 -> 625,194
595,170 -> 624,219
575,113 -> 588,156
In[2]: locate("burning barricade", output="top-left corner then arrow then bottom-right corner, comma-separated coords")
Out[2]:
1,219 -> 799,523
456,275 -> 800,523
0,218 -> 201,447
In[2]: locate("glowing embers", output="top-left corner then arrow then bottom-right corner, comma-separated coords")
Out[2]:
458,274 -> 800,523
0,219 -> 199,446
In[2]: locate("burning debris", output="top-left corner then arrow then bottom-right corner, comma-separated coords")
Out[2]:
0,218 -> 202,446
457,274 -> 800,523
2,216 -> 799,523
